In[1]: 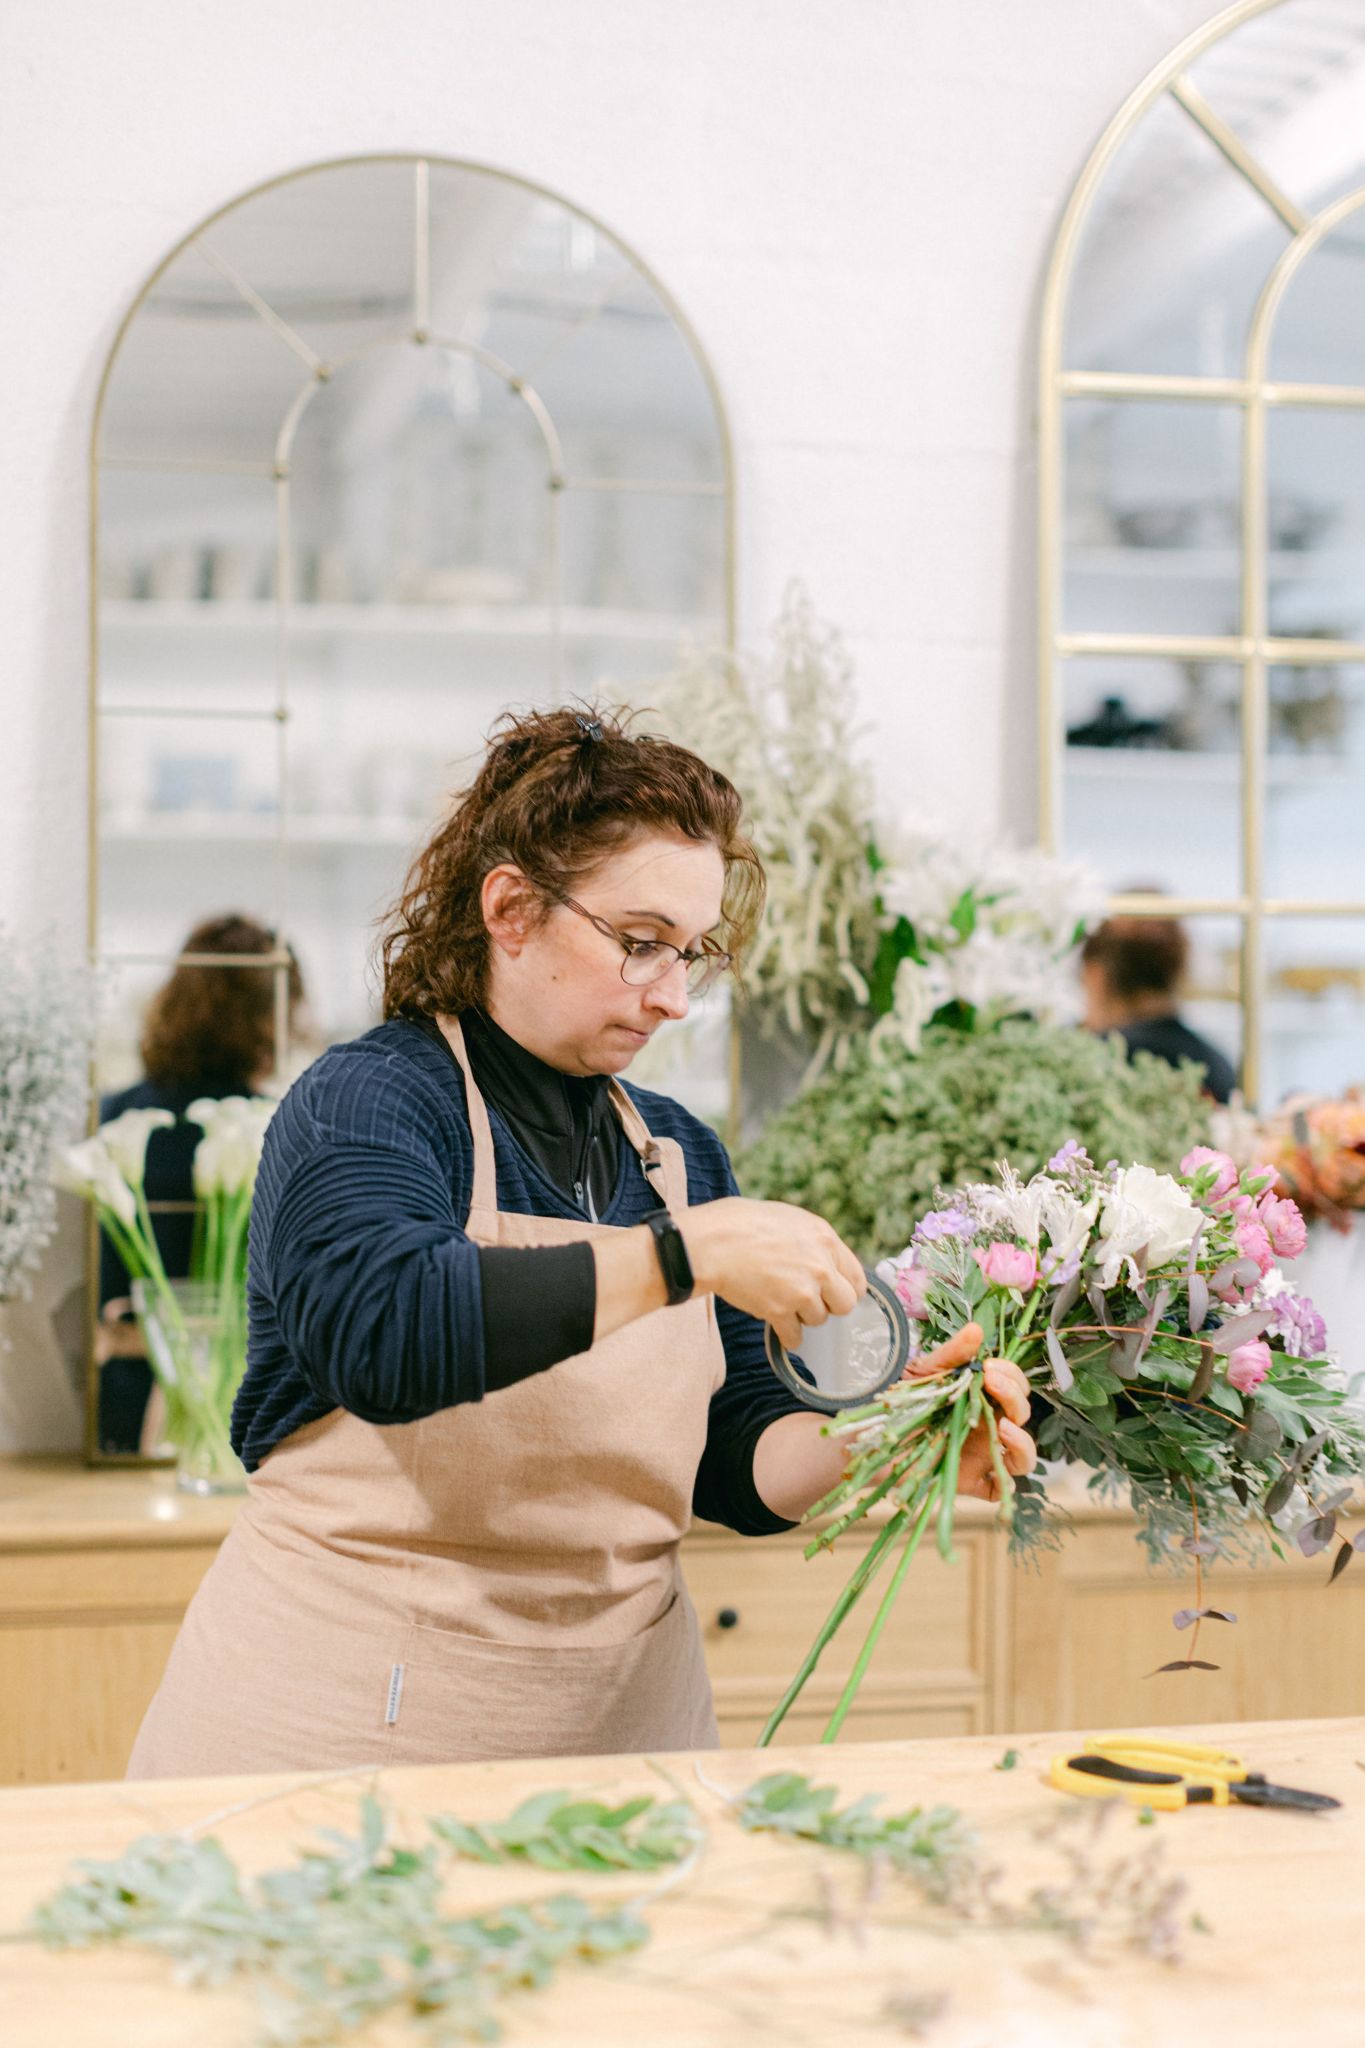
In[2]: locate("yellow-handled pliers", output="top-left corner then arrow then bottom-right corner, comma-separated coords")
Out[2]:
1048,1734 -> 1340,1813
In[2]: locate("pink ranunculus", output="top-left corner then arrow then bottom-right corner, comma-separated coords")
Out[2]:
1233,1211 -> 1275,1277
1259,1194 -> 1307,1261
1226,1338 -> 1272,1395
892,1262 -> 931,1320
973,1242 -> 1038,1292
1180,1146 -> 1239,1202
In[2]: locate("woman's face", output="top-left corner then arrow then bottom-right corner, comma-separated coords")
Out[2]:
482,831 -> 727,1076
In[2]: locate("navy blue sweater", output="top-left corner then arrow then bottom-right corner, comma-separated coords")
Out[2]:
232,1019 -> 806,1535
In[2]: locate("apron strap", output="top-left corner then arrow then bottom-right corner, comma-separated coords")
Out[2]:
434,1015 -> 499,1218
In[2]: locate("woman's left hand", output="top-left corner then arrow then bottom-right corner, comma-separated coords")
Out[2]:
905,1323 -> 1037,1500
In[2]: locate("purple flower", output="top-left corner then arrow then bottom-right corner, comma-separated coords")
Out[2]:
914,1206 -> 973,1244
1048,1139 -> 1091,1175
1263,1291 -> 1328,1360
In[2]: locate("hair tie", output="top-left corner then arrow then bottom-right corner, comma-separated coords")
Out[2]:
575,714 -> 604,743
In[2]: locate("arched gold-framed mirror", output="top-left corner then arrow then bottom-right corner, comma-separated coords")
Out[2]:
1039,0 -> 1365,1109
87,154 -> 735,1460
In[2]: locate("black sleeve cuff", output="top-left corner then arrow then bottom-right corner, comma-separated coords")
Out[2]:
477,1240 -> 597,1391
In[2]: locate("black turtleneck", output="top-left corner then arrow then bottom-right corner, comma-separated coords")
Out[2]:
412,1008 -> 629,1384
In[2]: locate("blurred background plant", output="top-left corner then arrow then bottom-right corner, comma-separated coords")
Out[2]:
738,1018 -> 1212,1261
0,934 -> 90,1332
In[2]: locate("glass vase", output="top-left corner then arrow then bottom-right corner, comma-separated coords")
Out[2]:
131,1278 -> 248,1495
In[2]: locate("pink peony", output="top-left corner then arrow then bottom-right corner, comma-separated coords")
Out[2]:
1226,1338 -> 1272,1395
1259,1194 -> 1307,1261
973,1242 -> 1038,1291
1233,1211 -> 1275,1277
1181,1146 -> 1239,1202
892,1262 -> 931,1320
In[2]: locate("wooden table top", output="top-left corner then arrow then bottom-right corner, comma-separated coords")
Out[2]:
0,1716 -> 1360,2046
0,1455 -> 240,1553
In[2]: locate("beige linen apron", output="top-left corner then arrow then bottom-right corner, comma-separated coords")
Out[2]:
128,1016 -> 726,1778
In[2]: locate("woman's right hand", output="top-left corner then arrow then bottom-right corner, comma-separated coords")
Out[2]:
680,1197 -> 867,1350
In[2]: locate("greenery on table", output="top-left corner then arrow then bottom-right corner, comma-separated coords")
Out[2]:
734,1772 -> 977,1905
26,1767 -> 1205,2043
30,1791 -> 687,2045
737,1018 -> 1212,1262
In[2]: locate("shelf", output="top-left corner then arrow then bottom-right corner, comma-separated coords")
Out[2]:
99,812 -> 422,849
1064,746 -> 1354,784
97,600 -> 715,648
1068,547 -> 1363,581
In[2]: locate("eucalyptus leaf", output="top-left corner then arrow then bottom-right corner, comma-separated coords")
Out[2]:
1242,1406 -> 1284,1461
1187,1274 -> 1210,1334
1263,1469 -> 1297,1518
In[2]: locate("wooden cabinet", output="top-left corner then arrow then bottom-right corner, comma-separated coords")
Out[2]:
0,1460 -> 233,1785
2,1458 -> 1362,1785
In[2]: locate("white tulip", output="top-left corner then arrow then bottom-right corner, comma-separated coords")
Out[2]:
97,1107 -> 174,1188
53,1137 -> 137,1229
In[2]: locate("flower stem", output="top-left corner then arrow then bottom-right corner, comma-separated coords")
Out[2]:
936,1383 -> 977,1562
757,1499 -> 916,1747
982,1397 -> 1016,1528
820,1489 -> 938,1743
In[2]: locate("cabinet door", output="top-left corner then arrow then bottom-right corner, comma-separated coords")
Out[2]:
1008,1513 -> 1365,1732
0,1544 -> 218,1785
683,1523 -> 1006,1747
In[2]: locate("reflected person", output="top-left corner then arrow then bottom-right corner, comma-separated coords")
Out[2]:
1080,914 -> 1235,1104
97,914 -> 306,1453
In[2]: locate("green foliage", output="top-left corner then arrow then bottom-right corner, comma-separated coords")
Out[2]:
32,1792 -> 667,2045
734,1772 -> 977,1905
737,1018 -> 1211,1260
429,1791 -> 695,1873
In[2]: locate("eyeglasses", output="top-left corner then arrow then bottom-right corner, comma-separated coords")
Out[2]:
552,893 -> 733,995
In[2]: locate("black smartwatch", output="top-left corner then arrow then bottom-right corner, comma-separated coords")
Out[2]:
644,1207 -> 694,1306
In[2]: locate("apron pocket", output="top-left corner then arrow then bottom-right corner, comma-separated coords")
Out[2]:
388,1585 -> 717,1765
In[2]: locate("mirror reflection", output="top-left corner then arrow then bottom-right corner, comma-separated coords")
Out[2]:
91,157 -> 732,1455
1051,0 -> 1365,1108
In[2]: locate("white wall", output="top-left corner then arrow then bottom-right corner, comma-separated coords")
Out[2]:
0,0 -> 1224,1446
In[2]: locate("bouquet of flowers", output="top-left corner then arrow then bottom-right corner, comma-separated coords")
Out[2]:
762,1142 -> 1365,1745
56,1096 -> 275,1489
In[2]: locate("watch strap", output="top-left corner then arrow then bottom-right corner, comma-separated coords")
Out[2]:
644,1206 -> 694,1306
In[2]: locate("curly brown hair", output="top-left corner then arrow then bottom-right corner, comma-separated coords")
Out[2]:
140,914 -> 304,1092
380,704 -> 765,1019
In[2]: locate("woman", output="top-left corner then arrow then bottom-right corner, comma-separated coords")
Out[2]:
128,708 -> 1033,1777
96,914 -> 306,1454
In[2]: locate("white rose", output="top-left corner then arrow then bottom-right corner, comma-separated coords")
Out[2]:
1099,1165 -> 1201,1279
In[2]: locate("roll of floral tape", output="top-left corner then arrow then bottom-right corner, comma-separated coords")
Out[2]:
764,1268 -> 911,1413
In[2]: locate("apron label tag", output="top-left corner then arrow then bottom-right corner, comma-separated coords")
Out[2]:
385,1663 -> 405,1726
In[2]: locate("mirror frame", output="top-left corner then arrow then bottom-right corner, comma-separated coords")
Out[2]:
85,153 -> 738,1463
1037,0 -> 1365,1107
